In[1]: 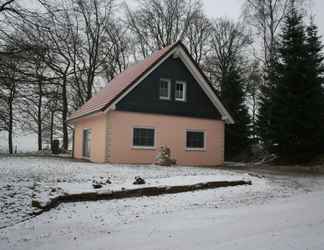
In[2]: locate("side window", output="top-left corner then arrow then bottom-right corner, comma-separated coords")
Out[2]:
83,129 -> 92,158
133,128 -> 155,148
186,130 -> 205,150
175,81 -> 186,101
159,79 -> 171,100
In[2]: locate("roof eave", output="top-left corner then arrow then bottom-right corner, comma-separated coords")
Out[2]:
66,109 -> 102,124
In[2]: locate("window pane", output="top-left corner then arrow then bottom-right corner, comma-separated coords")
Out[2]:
175,82 -> 185,100
186,131 -> 204,148
133,128 -> 155,147
160,80 -> 170,99
176,89 -> 183,99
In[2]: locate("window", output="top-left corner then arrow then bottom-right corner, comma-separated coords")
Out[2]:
186,130 -> 205,150
159,79 -> 171,100
83,129 -> 92,158
133,128 -> 155,148
175,81 -> 186,101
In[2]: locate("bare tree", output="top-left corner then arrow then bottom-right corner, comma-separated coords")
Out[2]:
101,20 -> 130,82
206,18 -> 252,92
125,0 -> 202,58
246,60 -> 262,141
0,1 -> 37,56
243,0 -> 308,69
18,48 -> 51,151
0,50 -> 21,154
184,11 -> 212,66
45,88 -> 61,149
26,6 -> 75,151
0,0 -> 18,14
205,18 -> 253,159
72,0 -> 117,101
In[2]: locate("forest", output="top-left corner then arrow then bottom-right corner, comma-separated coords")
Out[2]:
0,0 -> 323,163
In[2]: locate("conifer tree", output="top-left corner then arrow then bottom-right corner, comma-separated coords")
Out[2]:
304,20 -> 324,152
222,66 -> 251,160
207,18 -> 252,160
266,6 -> 324,162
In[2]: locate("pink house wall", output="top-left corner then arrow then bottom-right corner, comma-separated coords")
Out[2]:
73,113 -> 106,163
109,111 -> 224,166
72,110 -> 225,166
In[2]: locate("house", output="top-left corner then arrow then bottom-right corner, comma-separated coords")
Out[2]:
67,41 -> 234,166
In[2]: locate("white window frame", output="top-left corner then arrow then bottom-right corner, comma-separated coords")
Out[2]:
159,79 -> 171,100
175,81 -> 186,102
185,129 -> 206,151
82,128 -> 92,159
132,126 -> 156,150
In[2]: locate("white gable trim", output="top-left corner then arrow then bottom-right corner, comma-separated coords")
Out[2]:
177,47 -> 234,124
105,44 -> 234,124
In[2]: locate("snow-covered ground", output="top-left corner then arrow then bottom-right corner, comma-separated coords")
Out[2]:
0,156 -> 255,229
0,156 -> 324,250
0,132 -> 38,153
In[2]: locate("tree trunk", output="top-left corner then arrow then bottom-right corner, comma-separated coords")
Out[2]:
62,79 -> 69,151
72,128 -> 75,158
8,101 -> 13,154
37,81 -> 43,151
50,110 -> 54,150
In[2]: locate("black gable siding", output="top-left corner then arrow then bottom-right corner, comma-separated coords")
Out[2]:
116,56 -> 222,120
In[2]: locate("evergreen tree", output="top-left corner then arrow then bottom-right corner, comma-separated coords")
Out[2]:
266,7 -> 324,162
222,66 -> 251,160
304,20 -> 324,151
207,18 -> 252,160
257,70 -> 277,149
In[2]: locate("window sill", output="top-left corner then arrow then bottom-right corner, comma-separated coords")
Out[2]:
159,97 -> 171,101
185,148 -> 206,152
132,146 -> 156,150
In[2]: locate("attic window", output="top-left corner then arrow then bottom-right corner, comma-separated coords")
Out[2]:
175,81 -> 186,101
159,79 -> 171,100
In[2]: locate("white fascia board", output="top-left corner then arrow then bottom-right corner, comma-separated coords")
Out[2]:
178,48 -> 235,124
105,44 -> 234,124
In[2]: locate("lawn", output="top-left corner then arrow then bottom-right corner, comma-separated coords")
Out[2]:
0,156 -> 256,229
1,156 -> 324,250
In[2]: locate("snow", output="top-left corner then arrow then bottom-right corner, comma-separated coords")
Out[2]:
0,156 -> 255,228
100,191 -> 324,250
0,132 -> 38,153
1,156 -> 324,250
58,174 -> 249,194
2,188 -> 324,250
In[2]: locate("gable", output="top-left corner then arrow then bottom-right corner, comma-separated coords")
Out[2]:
68,41 -> 234,124
116,56 -> 222,120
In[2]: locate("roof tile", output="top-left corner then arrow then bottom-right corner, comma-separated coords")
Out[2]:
69,43 -> 176,121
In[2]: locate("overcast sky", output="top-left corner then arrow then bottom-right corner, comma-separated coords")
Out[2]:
201,0 -> 324,37
24,0 -> 324,38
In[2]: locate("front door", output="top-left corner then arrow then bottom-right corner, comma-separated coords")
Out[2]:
83,129 -> 92,158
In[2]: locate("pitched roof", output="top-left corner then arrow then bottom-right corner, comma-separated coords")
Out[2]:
68,41 -> 234,124
68,43 -> 177,121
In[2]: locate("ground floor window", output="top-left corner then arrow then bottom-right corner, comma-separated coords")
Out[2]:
83,129 -> 92,158
133,128 -> 155,148
186,130 -> 205,150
